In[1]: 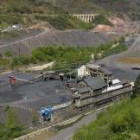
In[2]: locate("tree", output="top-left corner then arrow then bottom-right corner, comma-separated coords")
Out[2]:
4,50 -> 12,58
92,14 -> 112,26
1,107 -> 25,139
6,108 -> 17,128
11,57 -> 19,69
132,74 -> 140,98
0,53 -> 2,59
4,105 -> 10,112
119,36 -> 125,44
31,109 -> 38,126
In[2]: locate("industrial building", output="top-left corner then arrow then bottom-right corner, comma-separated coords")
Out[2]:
0,63 -> 134,124
72,64 -> 133,108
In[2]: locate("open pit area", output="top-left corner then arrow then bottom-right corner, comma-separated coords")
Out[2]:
0,34 -> 140,127
0,29 -> 110,56
0,71 -> 75,126
0,28 -> 44,46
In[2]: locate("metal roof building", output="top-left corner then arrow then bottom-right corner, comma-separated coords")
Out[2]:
83,76 -> 107,91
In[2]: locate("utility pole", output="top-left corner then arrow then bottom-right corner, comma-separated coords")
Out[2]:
18,47 -> 21,56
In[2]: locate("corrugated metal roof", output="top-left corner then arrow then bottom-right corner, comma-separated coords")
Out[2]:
86,63 -> 100,69
76,87 -> 90,94
84,76 -> 107,90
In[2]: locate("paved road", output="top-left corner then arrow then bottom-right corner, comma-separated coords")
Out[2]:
97,35 -> 140,82
47,108 -> 105,140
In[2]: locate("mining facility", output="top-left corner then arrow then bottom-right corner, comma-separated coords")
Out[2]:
0,62 -> 134,126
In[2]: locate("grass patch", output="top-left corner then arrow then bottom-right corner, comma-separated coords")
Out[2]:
0,107 -> 26,140
35,14 -> 93,30
0,30 -> 19,38
93,14 -> 113,26
0,0 -> 93,29
0,40 -> 127,72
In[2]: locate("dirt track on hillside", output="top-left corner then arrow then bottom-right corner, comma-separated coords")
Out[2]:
0,29 -> 110,55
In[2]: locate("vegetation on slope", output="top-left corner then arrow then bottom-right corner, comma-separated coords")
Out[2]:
49,0 -> 106,14
49,0 -> 140,20
1,0 -> 140,30
0,40 -> 127,71
132,74 -> 140,98
92,0 -> 140,20
93,14 -> 113,26
0,0 -> 93,30
0,106 -> 25,140
73,97 -> 140,140
73,74 -> 140,140
35,13 -> 92,30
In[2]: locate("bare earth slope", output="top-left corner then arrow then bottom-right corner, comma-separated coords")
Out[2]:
0,29 -> 110,55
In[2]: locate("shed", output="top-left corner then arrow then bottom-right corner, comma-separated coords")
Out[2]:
76,87 -> 90,94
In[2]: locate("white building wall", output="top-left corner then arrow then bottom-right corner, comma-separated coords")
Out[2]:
77,65 -> 90,78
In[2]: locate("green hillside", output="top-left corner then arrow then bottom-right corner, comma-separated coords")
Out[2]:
1,0 -> 140,30
73,97 -> 140,140
50,0 -> 140,20
0,0 -> 92,30
49,0 -> 106,14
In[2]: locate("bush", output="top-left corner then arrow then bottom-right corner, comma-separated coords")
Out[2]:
1,41 -> 127,70
36,13 -> 93,30
11,57 -> 19,69
0,107 -> 25,140
93,14 -> 113,26
132,74 -> 140,97
4,50 -> 12,58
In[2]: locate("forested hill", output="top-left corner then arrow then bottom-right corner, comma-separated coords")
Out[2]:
0,0 -> 93,29
50,0 -> 140,20
1,0 -> 140,29
1,0 -> 140,19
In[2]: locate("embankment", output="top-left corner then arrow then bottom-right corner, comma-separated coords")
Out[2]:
0,30 -> 110,56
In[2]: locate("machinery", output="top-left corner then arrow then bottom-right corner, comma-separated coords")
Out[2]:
39,106 -> 53,121
8,75 -> 33,84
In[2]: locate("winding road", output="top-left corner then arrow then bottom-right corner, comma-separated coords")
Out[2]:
0,28 -> 50,48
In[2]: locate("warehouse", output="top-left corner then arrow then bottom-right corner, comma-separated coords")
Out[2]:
73,75 -> 132,108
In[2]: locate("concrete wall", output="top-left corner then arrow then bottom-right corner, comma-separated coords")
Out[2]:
75,85 -> 132,107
